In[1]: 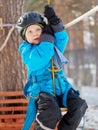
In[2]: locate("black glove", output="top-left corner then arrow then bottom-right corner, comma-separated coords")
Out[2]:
41,25 -> 54,43
44,5 -> 61,25
43,25 -> 54,36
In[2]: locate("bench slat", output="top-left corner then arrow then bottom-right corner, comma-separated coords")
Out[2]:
0,91 -> 23,96
0,106 -> 27,112
0,114 -> 26,119
0,122 -> 23,127
0,99 -> 28,104
0,124 -> 34,130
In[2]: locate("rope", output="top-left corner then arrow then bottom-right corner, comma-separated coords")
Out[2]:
0,5 -> 98,52
65,5 -> 98,28
0,25 -> 15,52
82,116 -> 85,130
47,0 -> 51,5
0,24 -> 15,27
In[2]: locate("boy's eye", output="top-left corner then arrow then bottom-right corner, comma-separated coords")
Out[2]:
36,28 -> 41,31
28,30 -> 32,33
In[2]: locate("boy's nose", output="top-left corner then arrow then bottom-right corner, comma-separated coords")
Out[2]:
33,32 -> 38,36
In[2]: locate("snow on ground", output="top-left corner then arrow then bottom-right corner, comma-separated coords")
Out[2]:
78,105 -> 98,130
77,87 -> 98,130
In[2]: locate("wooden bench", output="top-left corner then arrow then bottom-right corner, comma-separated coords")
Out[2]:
0,91 -> 34,130
0,91 -> 67,130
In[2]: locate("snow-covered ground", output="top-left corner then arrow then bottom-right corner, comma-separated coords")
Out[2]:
81,87 -> 98,106
78,105 -> 98,130
77,87 -> 98,130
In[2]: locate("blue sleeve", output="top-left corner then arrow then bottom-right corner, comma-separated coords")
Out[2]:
22,98 -> 37,130
54,30 -> 69,53
18,41 -> 54,71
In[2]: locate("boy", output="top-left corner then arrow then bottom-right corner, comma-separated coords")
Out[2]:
17,5 -> 88,130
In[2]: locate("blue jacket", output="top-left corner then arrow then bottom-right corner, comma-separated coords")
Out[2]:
19,30 -> 74,130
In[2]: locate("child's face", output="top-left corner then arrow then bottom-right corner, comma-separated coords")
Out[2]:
25,24 -> 42,44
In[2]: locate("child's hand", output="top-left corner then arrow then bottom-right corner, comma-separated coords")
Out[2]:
40,25 -> 54,43
44,5 -> 64,33
43,25 -> 54,36
44,5 -> 61,25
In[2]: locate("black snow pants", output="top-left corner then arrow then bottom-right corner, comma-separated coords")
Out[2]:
34,91 -> 88,130
58,90 -> 88,130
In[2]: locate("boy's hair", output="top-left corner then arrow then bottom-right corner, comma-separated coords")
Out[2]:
16,11 -> 47,40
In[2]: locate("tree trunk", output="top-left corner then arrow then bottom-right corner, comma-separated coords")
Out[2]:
0,0 -> 27,91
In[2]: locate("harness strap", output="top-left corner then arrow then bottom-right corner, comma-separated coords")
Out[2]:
48,58 -> 62,96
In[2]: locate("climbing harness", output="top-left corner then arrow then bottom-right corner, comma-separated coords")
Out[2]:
48,59 -> 86,129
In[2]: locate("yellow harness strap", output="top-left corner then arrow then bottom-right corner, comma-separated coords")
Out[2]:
48,58 -> 62,96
